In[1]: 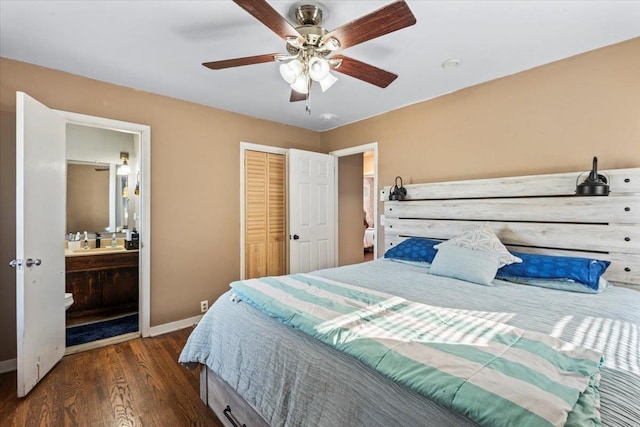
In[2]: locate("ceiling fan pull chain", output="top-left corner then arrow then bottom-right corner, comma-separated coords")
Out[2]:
306,77 -> 312,114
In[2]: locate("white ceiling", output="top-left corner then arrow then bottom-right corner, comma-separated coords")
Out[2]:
1,1 -> 639,132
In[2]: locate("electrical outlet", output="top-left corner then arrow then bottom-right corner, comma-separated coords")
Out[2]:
200,300 -> 208,313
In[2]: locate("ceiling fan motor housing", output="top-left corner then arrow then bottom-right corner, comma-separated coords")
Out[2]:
287,26 -> 330,53
294,4 -> 323,26
284,4 -> 340,57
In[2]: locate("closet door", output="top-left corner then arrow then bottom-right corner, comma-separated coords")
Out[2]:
245,151 -> 285,279
267,153 -> 286,276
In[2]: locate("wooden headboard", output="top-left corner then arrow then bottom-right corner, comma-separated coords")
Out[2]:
382,168 -> 640,289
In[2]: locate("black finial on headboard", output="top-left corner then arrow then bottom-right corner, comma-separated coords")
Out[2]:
576,157 -> 610,196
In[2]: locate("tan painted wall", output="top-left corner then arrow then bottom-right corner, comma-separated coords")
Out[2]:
322,38 -> 640,256
337,154 -> 364,266
1,37 -> 639,362
0,111 -> 17,362
0,57 -> 321,361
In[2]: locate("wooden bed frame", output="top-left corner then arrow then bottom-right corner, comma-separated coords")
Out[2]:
200,167 -> 640,426
200,367 -> 269,427
382,167 -> 640,288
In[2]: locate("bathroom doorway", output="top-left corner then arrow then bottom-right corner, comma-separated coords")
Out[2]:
57,112 -> 151,354
330,143 -> 378,266
363,151 -> 375,262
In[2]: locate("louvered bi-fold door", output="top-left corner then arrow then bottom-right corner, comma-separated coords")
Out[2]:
245,151 -> 286,279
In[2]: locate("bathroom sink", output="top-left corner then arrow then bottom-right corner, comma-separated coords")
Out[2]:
71,246 -> 125,254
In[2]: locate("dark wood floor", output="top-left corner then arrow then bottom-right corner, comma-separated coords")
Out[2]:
364,250 -> 374,262
0,328 -> 223,426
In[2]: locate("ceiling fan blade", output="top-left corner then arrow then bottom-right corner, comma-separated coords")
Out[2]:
331,55 -> 398,88
202,53 -> 279,70
323,1 -> 416,50
290,90 -> 306,102
233,0 -> 303,42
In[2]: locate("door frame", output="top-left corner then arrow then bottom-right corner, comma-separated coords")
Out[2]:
55,110 -> 151,338
329,142 -> 379,262
239,142 -> 288,280
240,143 -> 374,277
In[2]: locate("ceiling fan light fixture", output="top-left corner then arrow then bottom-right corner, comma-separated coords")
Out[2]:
285,36 -> 303,49
291,73 -> 309,94
324,37 -> 341,51
327,58 -> 343,68
279,59 -> 303,84
308,57 -> 330,81
318,72 -> 337,92
274,53 -> 298,62
202,0 -> 417,112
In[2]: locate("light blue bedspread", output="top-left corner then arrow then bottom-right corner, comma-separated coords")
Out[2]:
179,259 -> 640,427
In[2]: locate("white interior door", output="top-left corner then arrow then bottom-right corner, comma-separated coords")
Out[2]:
288,149 -> 336,274
14,92 -> 66,397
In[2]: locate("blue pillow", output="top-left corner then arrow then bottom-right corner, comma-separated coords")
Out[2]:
500,277 -> 611,294
430,245 -> 501,286
496,252 -> 610,291
384,238 -> 440,263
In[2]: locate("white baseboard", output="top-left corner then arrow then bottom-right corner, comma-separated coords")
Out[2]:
0,315 -> 202,373
149,314 -> 203,337
0,358 -> 16,374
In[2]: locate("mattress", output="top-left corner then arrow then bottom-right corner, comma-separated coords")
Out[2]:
180,259 -> 640,426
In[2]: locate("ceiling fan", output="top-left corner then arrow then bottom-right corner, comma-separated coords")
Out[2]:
202,0 -> 417,113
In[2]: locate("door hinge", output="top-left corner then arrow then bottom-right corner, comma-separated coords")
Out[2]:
9,259 -> 24,270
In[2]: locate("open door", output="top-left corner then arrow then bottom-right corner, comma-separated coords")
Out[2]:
12,92 -> 66,397
287,149 -> 336,274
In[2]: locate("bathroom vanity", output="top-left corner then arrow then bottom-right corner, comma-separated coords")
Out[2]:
65,249 -> 139,321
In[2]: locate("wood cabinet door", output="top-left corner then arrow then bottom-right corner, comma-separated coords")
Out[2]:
102,266 -> 139,309
65,270 -> 102,316
65,252 -> 139,318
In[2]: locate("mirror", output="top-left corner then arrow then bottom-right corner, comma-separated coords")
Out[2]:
66,124 -> 138,235
67,161 -> 111,233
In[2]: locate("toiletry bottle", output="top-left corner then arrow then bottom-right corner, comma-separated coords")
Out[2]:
83,231 -> 89,249
111,233 -> 118,248
95,232 -> 101,249
125,229 -> 132,250
131,229 -> 139,249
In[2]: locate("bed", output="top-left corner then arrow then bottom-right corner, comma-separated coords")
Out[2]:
180,167 -> 640,427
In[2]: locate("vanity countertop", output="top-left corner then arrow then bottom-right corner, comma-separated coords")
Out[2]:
65,247 -> 139,257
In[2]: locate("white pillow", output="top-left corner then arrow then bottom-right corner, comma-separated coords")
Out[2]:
434,223 -> 521,268
430,245 -> 501,285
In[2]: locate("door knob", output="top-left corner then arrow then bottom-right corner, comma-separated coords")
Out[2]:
293,234 -> 300,240
25,258 -> 41,267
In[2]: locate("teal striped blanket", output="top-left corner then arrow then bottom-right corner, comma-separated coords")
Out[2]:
230,273 -> 604,427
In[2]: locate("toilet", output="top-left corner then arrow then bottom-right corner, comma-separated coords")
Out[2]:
65,292 -> 74,311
